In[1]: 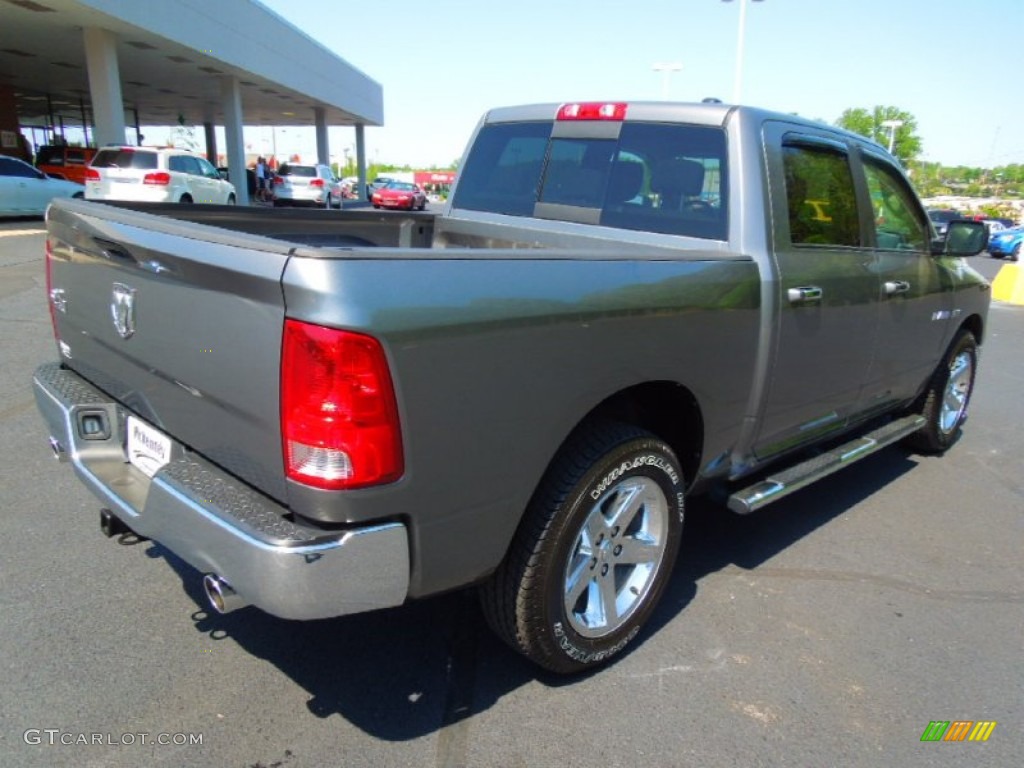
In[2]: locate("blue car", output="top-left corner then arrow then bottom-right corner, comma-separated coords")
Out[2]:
988,227 -> 1023,260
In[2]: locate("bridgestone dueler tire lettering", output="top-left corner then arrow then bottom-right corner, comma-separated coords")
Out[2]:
480,421 -> 685,674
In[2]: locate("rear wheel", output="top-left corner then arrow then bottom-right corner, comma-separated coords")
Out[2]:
179,194 -> 193,204
1012,242 -> 1021,262
905,330 -> 977,453
480,421 -> 685,674
226,194 -> 236,205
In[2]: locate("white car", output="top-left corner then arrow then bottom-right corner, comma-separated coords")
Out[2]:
0,155 -> 84,217
85,147 -> 236,205
271,163 -> 342,208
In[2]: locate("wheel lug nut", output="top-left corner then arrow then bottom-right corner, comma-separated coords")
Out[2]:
613,545 -> 622,556
601,564 -> 609,576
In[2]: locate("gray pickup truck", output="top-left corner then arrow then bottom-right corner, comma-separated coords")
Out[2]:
34,101 -> 990,673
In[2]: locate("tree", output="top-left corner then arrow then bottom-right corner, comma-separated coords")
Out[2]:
834,106 -> 922,166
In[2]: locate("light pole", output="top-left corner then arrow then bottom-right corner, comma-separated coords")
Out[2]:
723,0 -> 765,104
881,119 -> 904,154
652,62 -> 683,100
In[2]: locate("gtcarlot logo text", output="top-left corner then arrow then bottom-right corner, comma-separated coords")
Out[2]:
23,729 -> 203,747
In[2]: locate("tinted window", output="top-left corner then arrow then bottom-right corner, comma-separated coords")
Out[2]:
36,147 -> 65,166
783,144 -> 859,247
91,149 -> 158,170
454,120 -> 728,239
196,157 -> 218,177
168,155 -> 202,175
863,157 -> 929,251
280,164 -> 316,177
453,121 -> 551,216
0,157 -> 42,178
600,122 -> 727,240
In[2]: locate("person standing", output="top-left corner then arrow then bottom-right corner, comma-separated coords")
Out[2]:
255,156 -> 267,202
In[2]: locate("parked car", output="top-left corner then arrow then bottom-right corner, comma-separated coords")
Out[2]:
85,147 -> 236,205
976,215 -> 1015,229
987,227 -> 1023,260
371,180 -> 427,210
0,155 -> 83,217
366,176 -> 396,197
271,163 -> 342,208
34,145 -> 98,185
926,208 -> 962,237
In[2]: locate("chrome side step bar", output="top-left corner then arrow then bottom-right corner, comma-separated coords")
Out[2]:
727,415 -> 926,514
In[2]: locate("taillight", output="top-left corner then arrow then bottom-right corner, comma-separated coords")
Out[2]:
85,167 -> 100,181
556,102 -> 628,121
309,178 -> 324,188
143,171 -> 171,185
281,320 -> 403,490
272,176 -> 283,185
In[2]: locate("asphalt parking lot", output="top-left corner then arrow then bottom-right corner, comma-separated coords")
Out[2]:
0,217 -> 1021,768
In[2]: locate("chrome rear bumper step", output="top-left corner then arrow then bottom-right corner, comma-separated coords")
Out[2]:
727,415 -> 926,514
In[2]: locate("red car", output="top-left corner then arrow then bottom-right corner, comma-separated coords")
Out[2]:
372,181 -> 427,210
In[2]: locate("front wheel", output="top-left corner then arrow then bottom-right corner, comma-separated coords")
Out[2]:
905,330 -> 978,454
481,422 -> 685,674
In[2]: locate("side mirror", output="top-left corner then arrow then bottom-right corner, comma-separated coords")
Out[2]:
931,220 -> 988,257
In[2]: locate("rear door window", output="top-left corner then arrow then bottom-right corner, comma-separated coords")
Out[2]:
782,143 -> 860,247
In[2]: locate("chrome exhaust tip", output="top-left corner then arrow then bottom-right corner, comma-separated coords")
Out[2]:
202,574 -> 246,614
49,436 -> 68,463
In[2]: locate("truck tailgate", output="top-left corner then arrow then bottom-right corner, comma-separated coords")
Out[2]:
45,199 -> 293,502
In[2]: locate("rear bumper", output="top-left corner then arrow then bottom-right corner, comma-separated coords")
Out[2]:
32,362 -> 410,620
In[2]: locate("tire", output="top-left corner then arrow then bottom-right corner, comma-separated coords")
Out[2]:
72,191 -> 84,199
179,194 -> 193,204
226,194 -> 236,206
1012,242 -> 1021,262
905,330 -> 978,454
480,421 -> 685,674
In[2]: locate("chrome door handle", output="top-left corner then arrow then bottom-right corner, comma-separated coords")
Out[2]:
884,280 -> 911,295
787,286 -> 823,304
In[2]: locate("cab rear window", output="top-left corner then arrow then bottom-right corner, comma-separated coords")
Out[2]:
453,120 -> 728,240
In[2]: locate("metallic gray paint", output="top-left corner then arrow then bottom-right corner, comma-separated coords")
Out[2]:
36,103 -> 991,610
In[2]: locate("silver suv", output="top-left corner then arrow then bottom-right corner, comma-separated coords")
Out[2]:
271,163 -> 342,208
85,147 -> 236,205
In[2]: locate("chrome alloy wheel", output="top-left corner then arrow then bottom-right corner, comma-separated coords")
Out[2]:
563,476 -> 670,638
939,350 -> 974,435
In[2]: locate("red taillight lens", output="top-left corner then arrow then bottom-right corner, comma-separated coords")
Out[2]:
85,167 -> 100,181
556,102 -> 628,121
309,178 -> 324,188
143,171 -> 171,185
272,176 -> 283,185
281,320 -> 403,490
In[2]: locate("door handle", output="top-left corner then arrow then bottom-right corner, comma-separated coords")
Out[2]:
884,280 -> 911,295
787,286 -> 823,304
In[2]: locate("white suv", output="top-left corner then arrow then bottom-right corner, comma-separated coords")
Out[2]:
271,163 -> 342,208
85,147 -> 236,205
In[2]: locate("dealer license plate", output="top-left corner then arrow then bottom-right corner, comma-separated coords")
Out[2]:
126,416 -> 172,478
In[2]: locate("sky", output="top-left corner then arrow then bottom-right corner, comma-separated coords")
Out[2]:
250,0 -> 1023,170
